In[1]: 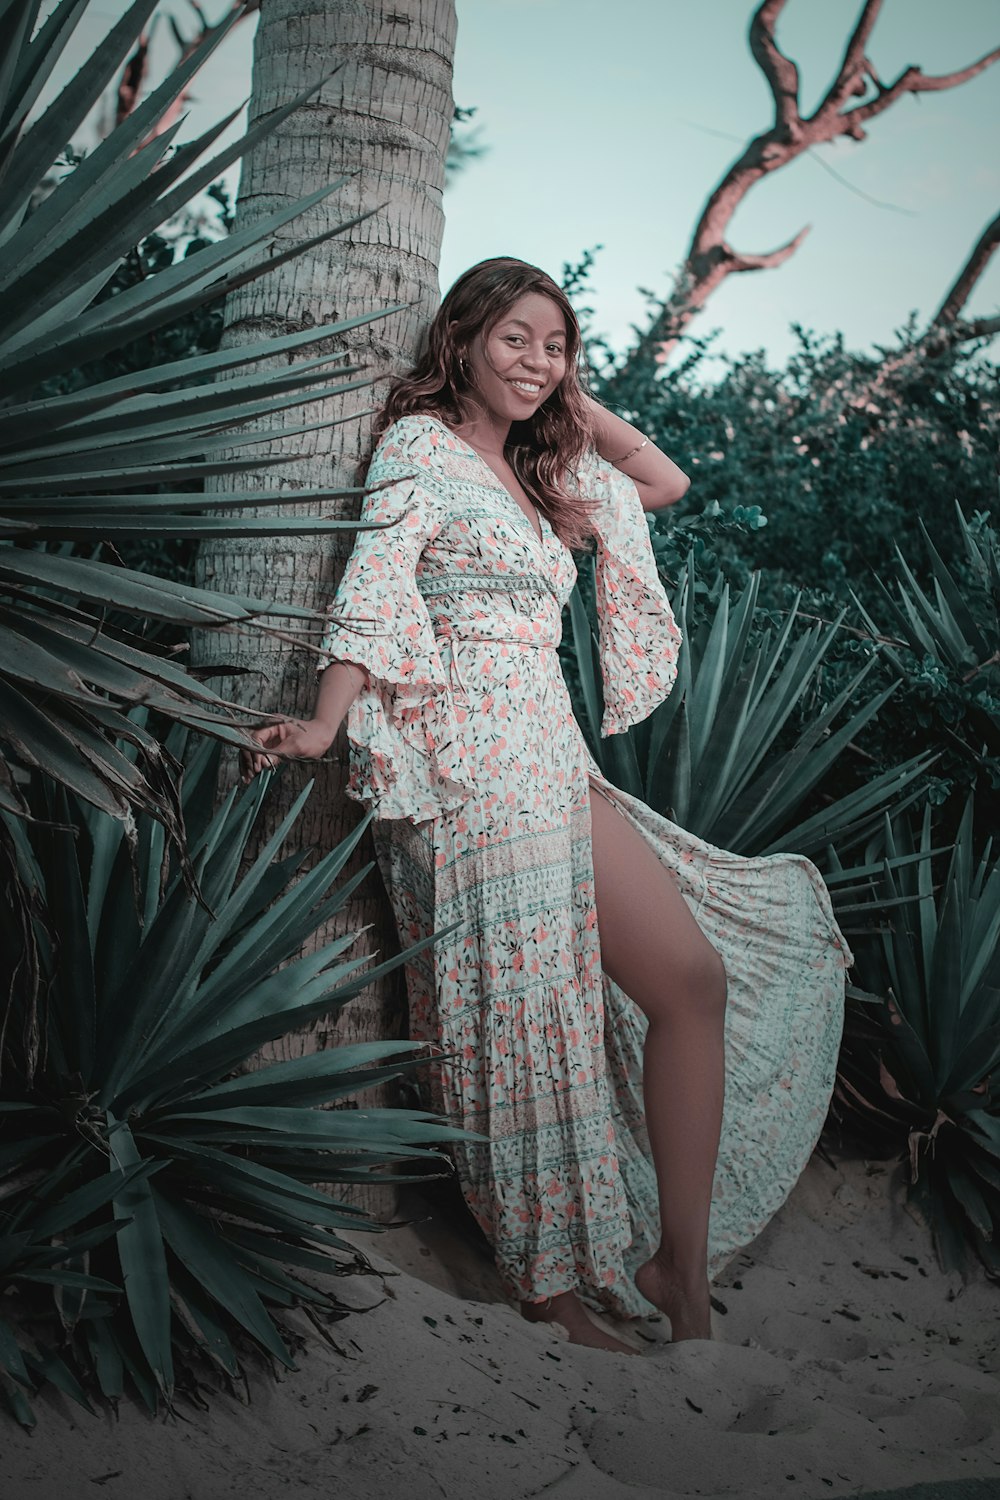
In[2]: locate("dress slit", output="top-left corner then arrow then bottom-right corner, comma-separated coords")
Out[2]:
318,414 -> 852,1316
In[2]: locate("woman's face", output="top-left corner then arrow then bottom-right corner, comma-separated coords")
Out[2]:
462,291 -> 568,428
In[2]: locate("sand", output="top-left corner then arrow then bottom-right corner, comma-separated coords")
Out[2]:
4,1152 -> 999,1500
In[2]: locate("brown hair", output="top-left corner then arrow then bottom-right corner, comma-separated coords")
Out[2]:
378,256 -> 598,549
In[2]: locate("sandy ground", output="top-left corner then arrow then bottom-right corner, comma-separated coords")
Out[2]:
4,1153 -> 999,1500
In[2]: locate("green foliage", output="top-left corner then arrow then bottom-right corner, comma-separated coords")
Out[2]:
0,0 -> 395,846
851,507 -> 1000,812
446,104 -> 488,183
0,738 -> 466,1424
597,320 -> 998,611
566,554 -> 931,861
832,801 -> 1000,1279
564,253 -> 1000,1276
33,189 -> 235,587
568,251 -> 1000,823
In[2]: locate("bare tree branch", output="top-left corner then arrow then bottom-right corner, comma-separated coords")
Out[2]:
813,0 -> 883,123
749,0 -> 802,139
845,45 -> 1000,134
730,223 -> 811,273
116,28 -> 154,127
962,313 -> 1000,341
843,209 -> 1000,414
610,3 -> 1000,383
113,0 -> 257,144
932,209 -> 1000,330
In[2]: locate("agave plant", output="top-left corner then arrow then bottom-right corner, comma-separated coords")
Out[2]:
851,505 -> 1000,789
567,553 -> 933,859
831,799 -> 1000,1277
0,0 -> 394,843
0,734 -> 464,1425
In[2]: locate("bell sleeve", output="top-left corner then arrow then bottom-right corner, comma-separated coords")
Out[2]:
315,422 -> 473,822
577,448 -> 683,737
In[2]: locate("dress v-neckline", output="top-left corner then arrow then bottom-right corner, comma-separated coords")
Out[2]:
426,415 -> 547,547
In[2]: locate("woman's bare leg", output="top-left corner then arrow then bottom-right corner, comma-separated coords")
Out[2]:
588,784 -> 727,1340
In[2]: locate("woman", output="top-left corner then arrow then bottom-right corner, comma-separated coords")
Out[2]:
242,257 -> 851,1354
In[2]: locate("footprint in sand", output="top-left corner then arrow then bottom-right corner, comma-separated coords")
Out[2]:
757,1306 -> 870,1363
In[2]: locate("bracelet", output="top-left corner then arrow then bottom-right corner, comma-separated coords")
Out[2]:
611,436 -> 648,466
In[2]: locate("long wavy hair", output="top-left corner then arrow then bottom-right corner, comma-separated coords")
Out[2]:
378,257 -> 598,549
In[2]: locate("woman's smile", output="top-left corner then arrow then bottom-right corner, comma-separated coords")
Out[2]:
461,290 -> 569,428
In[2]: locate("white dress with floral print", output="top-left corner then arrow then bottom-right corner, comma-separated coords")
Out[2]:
318,413 -> 851,1317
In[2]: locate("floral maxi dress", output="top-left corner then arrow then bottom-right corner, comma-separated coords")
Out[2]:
318,413 -> 852,1318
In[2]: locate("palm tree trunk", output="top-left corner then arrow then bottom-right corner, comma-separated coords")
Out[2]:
193,0 -> 456,1217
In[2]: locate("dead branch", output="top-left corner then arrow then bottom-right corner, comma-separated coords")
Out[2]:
931,209 -> 1000,333
749,0 -> 802,140
116,26 -> 155,126
611,1 -> 1000,383
844,208 -> 1000,413
113,0 -> 257,142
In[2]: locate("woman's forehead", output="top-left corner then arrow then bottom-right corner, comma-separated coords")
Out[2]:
494,291 -> 567,337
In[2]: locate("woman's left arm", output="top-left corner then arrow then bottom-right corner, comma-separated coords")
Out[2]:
584,395 -> 690,512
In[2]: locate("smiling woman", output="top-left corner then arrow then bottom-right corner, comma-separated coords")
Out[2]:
240,256 -> 852,1353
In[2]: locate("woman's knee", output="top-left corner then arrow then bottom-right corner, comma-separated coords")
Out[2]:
655,942 -> 727,1025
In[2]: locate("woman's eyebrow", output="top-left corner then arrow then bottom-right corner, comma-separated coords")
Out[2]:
501,318 -> 567,338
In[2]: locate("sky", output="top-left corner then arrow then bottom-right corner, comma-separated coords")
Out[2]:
62,1 -> 1000,366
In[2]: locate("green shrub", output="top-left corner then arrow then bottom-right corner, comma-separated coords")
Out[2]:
0,737 -> 464,1425
0,0 -> 392,856
564,553 -> 931,861
831,800 -> 1000,1278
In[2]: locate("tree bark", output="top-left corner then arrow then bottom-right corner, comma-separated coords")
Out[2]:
193,0 -> 456,1218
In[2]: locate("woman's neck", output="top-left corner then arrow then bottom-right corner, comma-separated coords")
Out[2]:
453,406 -> 510,459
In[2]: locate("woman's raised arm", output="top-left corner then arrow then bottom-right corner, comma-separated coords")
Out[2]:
584,395 -> 690,511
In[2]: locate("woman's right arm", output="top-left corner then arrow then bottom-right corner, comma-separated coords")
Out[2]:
239,659 -> 369,783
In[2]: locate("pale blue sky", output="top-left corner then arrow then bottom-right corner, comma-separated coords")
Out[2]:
65,1 -> 1000,364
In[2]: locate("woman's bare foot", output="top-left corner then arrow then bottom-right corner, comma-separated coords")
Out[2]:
521,1292 -> 637,1355
635,1251 -> 712,1341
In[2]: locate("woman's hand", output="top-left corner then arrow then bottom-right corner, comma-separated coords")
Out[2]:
239,717 -> 337,784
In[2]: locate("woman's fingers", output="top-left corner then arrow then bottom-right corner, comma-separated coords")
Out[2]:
241,724 -> 278,782
240,718 -> 308,781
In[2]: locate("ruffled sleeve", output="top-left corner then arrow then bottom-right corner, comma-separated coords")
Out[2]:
576,449 -> 683,737
316,417 -> 473,822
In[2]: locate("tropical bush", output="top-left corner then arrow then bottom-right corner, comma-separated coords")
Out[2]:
831,800 -> 1000,1279
566,252 -> 999,821
563,255 -> 1000,1275
0,0 -> 391,860
851,507 -> 1000,829
566,552 -> 931,862
591,315 -> 999,615
0,1 -> 473,1427
0,734 -> 463,1426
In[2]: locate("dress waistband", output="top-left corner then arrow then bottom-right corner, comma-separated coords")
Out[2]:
435,632 -> 555,649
